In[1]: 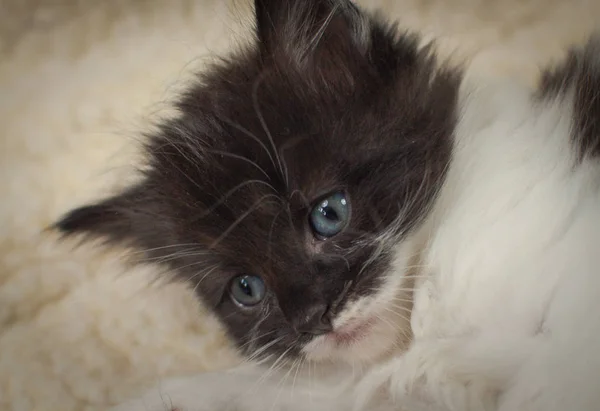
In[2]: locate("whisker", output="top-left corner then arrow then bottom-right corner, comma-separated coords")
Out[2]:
308,359 -> 315,404
205,149 -> 271,181
270,357 -> 300,411
381,303 -> 412,315
185,263 -> 219,279
244,336 -> 285,364
215,114 -> 277,173
284,203 -> 304,250
252,73 -> 287,187
192,265 -> 220,294
288,189 -> 310,208
318,252 -> 351,271
331,280 -> 353,313
246,306 -> 274,353
364,285 -> 423,298
238,330 -> 278,352
372,312 -> 398,330
253,344 -> 296,391
198,179 -> 277,219
290,357 -> 305,402
209,194 -> 281,249
139,250 -> 210,265
307,2 -> 341,53
158,139 -> 207,193
378,305 -> 412,322
388,297 -> 415,305
129,243 -> 202,255
365,287 -> 415,296
267,207 -> 285,267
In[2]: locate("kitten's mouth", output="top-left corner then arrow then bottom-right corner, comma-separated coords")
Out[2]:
326,317 -> 376,345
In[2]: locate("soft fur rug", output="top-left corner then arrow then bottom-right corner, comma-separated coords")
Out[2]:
1,1 -> 598,410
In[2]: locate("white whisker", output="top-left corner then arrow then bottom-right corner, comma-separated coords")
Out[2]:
215,115 -> 277,174
192,265 -> 220,294
307,3 -> 341,53
129,243 -> 201,255
205,149 -> 272,181
209,194 -> 281,249
252,73 -> 288,187
197,178 -> 277,219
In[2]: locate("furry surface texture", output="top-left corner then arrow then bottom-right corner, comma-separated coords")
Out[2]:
1,1 -> 599,410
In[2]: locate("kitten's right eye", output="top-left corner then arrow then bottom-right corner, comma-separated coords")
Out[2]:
229,275 -> 266,307
309,191 -> 350,238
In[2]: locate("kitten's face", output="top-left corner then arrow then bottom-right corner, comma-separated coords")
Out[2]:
57,0 -> 460,364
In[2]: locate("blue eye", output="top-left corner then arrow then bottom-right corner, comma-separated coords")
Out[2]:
230,275 -> 266,307
309,191 -> 350,238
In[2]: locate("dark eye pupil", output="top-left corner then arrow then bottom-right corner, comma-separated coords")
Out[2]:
321,207 -> 340,221
320,205 -> 339,221
239,278 -> 253,296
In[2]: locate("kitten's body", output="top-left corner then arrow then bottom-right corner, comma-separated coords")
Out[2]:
109,71 -> 600,411
55,1 -> 600,410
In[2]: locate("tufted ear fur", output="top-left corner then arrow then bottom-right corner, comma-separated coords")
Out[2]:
53,182 -> 178,252
253,0 -> 369,64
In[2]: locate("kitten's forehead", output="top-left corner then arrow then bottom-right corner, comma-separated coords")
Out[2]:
188,26 -> 457,192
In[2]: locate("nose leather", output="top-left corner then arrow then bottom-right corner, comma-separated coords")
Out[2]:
294,303 -> 333,335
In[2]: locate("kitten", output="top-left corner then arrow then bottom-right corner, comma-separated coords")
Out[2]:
55,0 -> 600,410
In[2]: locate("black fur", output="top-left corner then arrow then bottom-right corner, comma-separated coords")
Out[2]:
55,0 -> 460,360
538,34 -> 600,161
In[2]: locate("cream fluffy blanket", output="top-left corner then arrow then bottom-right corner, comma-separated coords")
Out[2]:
1,1 -> 598,410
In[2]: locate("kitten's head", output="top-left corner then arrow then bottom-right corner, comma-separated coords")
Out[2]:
56,0 -> 460,364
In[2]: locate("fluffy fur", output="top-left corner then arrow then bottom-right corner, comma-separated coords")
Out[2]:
54,1 -> 600,411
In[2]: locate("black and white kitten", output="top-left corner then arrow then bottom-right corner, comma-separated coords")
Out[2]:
56,1 -> 600,410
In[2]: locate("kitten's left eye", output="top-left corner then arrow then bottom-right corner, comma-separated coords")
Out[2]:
229,275 -> 266,307
309,191 -> 350,238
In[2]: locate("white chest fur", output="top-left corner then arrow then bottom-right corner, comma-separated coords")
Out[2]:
390,80 -> 600,411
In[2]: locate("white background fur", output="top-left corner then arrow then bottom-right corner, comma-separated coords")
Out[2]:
2,1 -> 600,410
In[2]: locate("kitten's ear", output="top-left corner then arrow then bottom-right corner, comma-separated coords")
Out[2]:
254,0 -> 369,61
253,0 -> 287,46
53,183 -> 160,246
